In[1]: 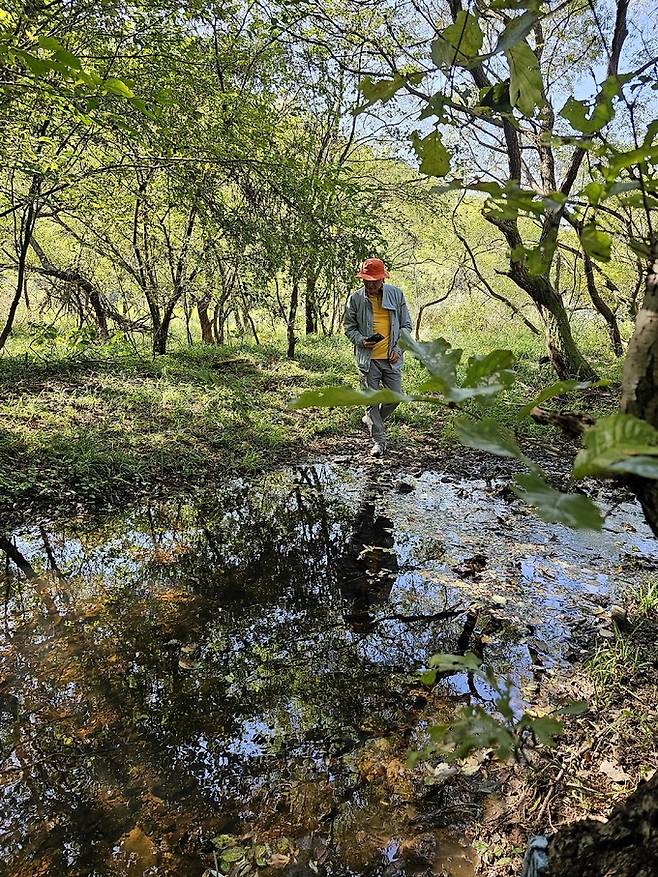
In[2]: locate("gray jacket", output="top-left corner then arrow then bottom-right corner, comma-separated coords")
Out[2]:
343,283 -> 412,373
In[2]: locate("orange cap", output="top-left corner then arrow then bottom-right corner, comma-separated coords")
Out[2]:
356,258 -> 389,281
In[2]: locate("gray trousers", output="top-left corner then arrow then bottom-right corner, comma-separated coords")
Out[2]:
359,358 -> 402,446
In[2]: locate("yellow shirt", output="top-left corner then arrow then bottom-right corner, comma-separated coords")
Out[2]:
367,293 -> 391,360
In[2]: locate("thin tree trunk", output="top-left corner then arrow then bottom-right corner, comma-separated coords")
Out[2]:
0,183 -> 40,351
183,293 -> 193,346
415,293 -> 451,340
287,278 -> 299,360
305,272 -> 318,334
582,250 -> 623,356
197,295 -> 214,344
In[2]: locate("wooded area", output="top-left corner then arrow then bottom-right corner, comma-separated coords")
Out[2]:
1,0 -> 657,875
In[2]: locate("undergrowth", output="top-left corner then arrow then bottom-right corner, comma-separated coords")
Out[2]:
0,322 -> 622,519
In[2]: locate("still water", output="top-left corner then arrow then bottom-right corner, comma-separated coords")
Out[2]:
0,464 -> 655,876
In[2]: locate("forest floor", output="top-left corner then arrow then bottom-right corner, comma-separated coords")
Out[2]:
2,333 -> 655,877
0,332 -> 620,525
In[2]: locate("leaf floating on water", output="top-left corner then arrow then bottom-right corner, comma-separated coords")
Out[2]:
178,657 -> 198,670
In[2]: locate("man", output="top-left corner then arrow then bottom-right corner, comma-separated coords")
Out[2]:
343,257 -> 412,457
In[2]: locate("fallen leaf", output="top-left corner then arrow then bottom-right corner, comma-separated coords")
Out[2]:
599,760 -> 631,783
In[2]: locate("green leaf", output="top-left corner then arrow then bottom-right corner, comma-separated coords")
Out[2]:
580,222 -> 611,261
479,81 -> 513,114
419,92 -> 448,122
411,130 -> 451,177
290,385 -> 406,409
555,700 -> 589,716
524,715 -> 563,746
516,379 -> 604,420
359,72 -> 424,109
560,76 -> 621,134
491,0 -> 540,9
102,77 -> 135,98
494,10 -> 539,54
428,652 -> 482,672
20,52 -> 54,77
37,35 -> 64,52
463,349 -> 515,388
583,181 -> 606,206
505,41 -> 545,117
602,143 -> 658,182
572,413 -> 658,479
420,669 -> 437,685
431,11 -> 484,68
359,74 -> 406,105
454,416 -> 524,460
220,846 -> 247,863
513,472 -> 603,529
399,330 -> 461,390
607,456 -> 658,478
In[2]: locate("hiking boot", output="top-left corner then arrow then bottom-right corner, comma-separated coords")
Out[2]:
370,443 -> 385,458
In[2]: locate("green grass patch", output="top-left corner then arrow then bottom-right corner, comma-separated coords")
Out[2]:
0,322 -> 622,518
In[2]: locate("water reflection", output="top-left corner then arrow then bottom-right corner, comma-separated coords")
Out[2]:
0,464 -> 655,876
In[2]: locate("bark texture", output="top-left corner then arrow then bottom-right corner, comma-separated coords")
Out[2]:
621,250 -> 658,535
546,771 -> 658,877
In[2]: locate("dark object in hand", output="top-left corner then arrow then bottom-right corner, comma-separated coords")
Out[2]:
365,332 -> 384,343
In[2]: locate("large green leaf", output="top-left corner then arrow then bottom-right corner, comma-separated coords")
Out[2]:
522,714 -> 563,746
360,74 -> 405,104
580,222 -> 612,262
607,457 -> 658,478
463,349 -> 516,388
103,77 -> 135,98
454,416 -> 524,459
429,652 -> 482,671
411,130 -> 451,177
505,41 -> 545,117
513,472 -> 603,529
573,413 -> 658,478
431,11 -> 484,68
494,10 -> 539,54
399,331 -> 461,390
560,76 -> 622,134
290,385 -> 406,409
602,143 -> 658,182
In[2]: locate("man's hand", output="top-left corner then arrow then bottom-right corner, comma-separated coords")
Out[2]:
390,348 -> 401,364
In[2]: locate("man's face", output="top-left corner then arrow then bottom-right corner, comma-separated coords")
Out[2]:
364,279 -> 383,296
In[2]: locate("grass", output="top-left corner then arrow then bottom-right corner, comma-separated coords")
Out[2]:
0,319 -> 623,520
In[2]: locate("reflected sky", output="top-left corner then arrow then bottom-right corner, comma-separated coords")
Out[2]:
0,464 -> 655,876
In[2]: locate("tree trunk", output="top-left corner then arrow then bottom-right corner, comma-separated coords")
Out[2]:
183,294 -> 193,346
583,251 -> 623,356
507,267 -> 597,379
541,304 -> 597,380
0,188 -> 39,351
197,296 -> 214,344
88,285 -> 110,341
305,272 -> 318,334
620,243 -> 658,536
287,278 -> 299,360
545,769 -> 658,877
488,217 -> 597,379
415,293 -> 451,339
